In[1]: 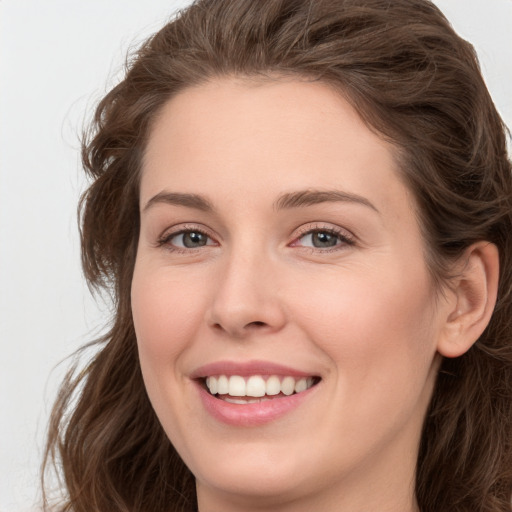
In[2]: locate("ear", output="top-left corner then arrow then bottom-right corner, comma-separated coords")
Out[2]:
437,241 -> 500,358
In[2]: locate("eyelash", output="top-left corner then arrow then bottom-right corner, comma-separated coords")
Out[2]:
290,224 -> 356,252
156,225 -> 217,253
156,223 -> 355,253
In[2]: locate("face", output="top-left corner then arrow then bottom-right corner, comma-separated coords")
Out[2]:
132,78 -> 447,511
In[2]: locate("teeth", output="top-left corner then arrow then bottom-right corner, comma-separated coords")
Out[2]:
265,375 -> 281,396
246,375 -> 266,397
217,375 -> 229,395
205,376 -> 217,395
281,376 -> 295,396
205,374 -> 317,398
228,375 -> 246,396
294,378 -> 307,393
224,397 -> 271,404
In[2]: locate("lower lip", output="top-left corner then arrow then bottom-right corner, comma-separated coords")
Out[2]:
195,381 -> 318,427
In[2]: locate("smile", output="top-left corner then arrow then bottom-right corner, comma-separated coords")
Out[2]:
191,362 -> 322,426
205,374 -> 317,403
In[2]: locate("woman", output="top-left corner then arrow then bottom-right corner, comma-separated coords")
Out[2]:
43,0 -> 512,511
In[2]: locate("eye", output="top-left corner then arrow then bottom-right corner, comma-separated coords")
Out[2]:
300,231 -> 340,248
159,229 -> 217,250
291,227 -> 355,250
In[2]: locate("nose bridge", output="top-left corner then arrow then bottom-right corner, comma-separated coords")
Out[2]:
206,238 -> 285,337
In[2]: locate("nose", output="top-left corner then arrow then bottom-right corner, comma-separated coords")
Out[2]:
205,247 -> 287,339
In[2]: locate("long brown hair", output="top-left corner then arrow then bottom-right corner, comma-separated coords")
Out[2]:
43,1 -> 512,511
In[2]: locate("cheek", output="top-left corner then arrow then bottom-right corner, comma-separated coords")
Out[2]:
130,264 -> 208,450
293,263 -> 438,395
288,267 -> 439,458
131,264 -> 205,377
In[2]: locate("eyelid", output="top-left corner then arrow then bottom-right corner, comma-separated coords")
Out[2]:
154,221 -> 355,252
289,223 -> 356,249
156,223 -> 219,249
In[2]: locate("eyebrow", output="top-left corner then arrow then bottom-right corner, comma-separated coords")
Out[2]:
143,192 -> 214,212
143,188 -> 378,213
274,189 -> 379,212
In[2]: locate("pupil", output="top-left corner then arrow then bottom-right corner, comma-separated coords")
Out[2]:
183,232 -> 206,248
313,231 -> 337,248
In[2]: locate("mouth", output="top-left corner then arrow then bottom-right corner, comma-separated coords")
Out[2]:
200,374 -> 321,404
191,361 -> 322,425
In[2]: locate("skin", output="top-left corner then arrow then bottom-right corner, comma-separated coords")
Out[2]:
131,78 -> 494,512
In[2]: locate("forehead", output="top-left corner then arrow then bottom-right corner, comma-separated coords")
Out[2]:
141,77 -> 415,224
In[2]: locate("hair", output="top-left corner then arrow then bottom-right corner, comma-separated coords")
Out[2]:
42,1 -> 512,511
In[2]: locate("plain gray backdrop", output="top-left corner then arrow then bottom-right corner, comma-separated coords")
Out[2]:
1,1 -> 511,510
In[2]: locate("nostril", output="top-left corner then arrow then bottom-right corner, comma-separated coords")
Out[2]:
247,321 -> 266,328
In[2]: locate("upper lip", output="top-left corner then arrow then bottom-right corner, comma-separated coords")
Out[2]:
190,360 -> 319,379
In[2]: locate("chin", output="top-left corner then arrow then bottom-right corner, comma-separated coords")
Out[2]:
194,456 -> 318,507
184,432 -> 342,507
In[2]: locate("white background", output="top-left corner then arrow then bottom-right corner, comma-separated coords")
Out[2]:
0,1 -> 511,511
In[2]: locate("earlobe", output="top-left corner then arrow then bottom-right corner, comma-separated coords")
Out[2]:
437,242 -> 500,358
